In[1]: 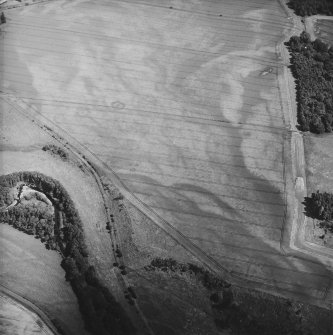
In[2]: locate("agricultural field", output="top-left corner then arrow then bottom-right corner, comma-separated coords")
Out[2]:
304,133 -> 333,249
0,292 -> 54,335
315,19 -> 333,45
1,0 -> 332,308
0,101 -> 117,334
0,224 -> 87,335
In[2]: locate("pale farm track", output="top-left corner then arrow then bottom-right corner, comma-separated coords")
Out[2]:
1,0 -> 332,308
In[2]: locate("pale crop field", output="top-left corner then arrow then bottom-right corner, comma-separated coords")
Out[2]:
0,224 -> 88,335
1,0 -> 331,305
0,293 -> 54,335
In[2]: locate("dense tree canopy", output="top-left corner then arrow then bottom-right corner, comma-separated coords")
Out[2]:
286,32 -> 333,133
288,0 -> 333,16
304,191 -> 333,232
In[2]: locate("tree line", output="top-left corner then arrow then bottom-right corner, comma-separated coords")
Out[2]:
147,257 -> 320,335
0,172 -> 136,335
147,257 -> 228,290
288,0 -> 333,16
286,31 -> 333,133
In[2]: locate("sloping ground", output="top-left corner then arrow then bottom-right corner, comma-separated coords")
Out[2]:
1,0 -> 332,306
0,290 -> 56,335
0,224 -> 87,335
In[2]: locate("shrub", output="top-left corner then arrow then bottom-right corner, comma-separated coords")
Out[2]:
0,12 -> 6,24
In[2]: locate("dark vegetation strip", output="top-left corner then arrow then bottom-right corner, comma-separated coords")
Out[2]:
286,31 -> 333,133
0,172 -> 136,335
287,0 -> 333,16
120,173 -> 284,194
146,257 -> 331,335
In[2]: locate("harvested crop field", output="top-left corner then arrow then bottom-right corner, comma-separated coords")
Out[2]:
0,224 -> 87,335
1,0 -> 332,307
315,19 -> 333,45
0,292 -> 54,335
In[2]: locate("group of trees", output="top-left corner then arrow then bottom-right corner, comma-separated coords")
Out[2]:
304,191 -> 333,233
0,172 -> 136,335
147,258 -> 314,335
1,203 -> 57,248
42,144 -> 69,160
286,31 -> 333,133
287,0 -> 333,16
148,257 -> 229,290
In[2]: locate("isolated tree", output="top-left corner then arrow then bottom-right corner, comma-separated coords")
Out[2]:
0,12 -> 6,24
304,191 -> 333,221
300,31 -> 311,44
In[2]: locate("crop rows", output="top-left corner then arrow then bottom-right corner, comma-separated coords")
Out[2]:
1,0 -> 330,303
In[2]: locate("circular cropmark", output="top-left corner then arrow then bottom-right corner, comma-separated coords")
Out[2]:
111,101 -> 125,110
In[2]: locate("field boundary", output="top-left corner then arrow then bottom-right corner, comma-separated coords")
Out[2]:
276,1 -> 333,268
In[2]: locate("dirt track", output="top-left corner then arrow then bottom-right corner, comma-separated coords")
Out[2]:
1,0 -> 333,308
